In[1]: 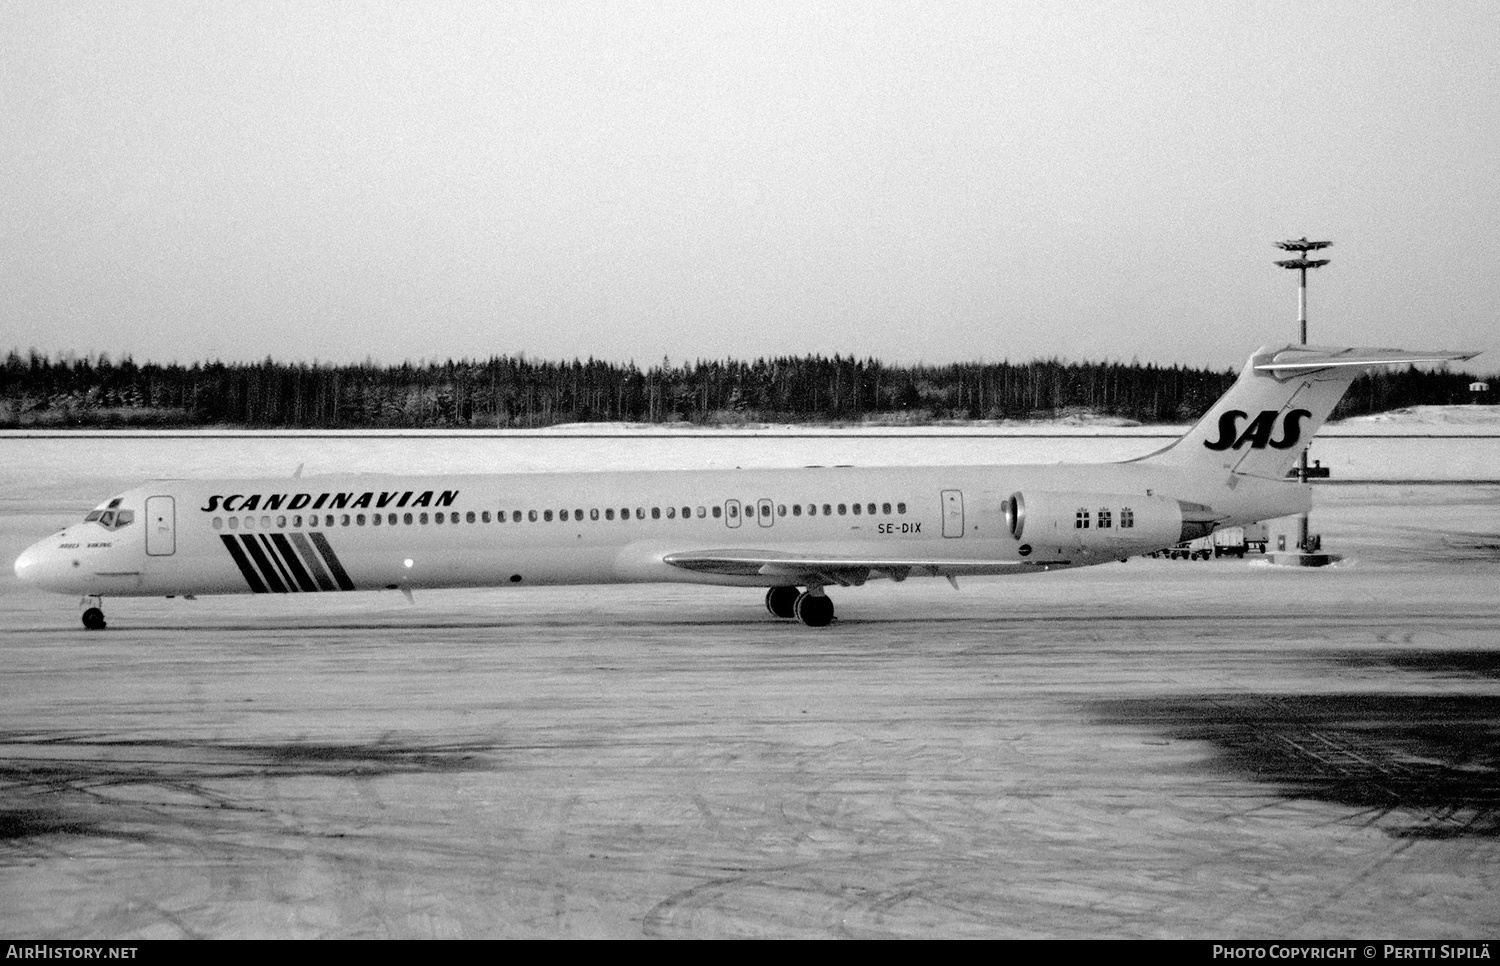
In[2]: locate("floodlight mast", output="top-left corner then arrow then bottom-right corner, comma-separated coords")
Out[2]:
1274,238 -> 1332,558
1274,237 -> 1331,345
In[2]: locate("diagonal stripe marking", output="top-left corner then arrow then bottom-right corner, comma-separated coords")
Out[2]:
269,532 -> 318,592
289,532 -> 337,591
309,531 -> 355,591
220,534 -> 268,593
239,534 -> 288,593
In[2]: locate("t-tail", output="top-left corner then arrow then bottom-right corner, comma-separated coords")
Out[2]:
1138,345 -> 1478,480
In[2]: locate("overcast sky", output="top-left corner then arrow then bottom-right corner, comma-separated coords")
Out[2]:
2,1 -> 1495,370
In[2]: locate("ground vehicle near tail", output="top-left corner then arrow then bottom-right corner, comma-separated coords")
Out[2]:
1158,522 -> 1270,559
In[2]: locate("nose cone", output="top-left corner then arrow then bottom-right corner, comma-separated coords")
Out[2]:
14,542 -> 41,583
14,537 -> 73,592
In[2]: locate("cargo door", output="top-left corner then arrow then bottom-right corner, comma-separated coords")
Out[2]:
145,495 -> 176,556
941,489 -> 964,538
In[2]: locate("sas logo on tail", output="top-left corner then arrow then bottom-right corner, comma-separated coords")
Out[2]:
1203,409 -> 1312,451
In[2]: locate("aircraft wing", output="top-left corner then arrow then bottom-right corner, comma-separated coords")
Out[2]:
661,549 -> 1056,586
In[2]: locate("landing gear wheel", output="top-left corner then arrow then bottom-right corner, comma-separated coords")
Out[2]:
81,607 -> 106,631
793,592 -> 835,628
765,585 -> 800,619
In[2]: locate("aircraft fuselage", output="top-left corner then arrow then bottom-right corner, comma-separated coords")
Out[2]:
14,460 -> 1304,601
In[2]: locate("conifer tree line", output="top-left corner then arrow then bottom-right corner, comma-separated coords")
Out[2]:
1,349 -> 1490,429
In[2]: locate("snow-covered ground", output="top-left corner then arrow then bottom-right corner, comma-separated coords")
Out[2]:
1336,404 -> 1500,430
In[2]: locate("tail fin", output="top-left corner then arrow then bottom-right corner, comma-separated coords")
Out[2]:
1138,345 -> 1478,480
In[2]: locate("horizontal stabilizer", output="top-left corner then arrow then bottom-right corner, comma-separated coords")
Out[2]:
1253,345 -> 1478,376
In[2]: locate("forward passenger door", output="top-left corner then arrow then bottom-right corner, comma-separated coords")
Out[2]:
145,495 -> 176,556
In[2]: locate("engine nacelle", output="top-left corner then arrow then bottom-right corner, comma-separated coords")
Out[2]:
1002,491 -> 1218,553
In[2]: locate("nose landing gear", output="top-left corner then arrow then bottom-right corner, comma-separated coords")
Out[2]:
80,597 -> 106,630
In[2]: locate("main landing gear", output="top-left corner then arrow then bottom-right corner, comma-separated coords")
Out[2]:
80,597 -> 106,630
764,585 -> 835,628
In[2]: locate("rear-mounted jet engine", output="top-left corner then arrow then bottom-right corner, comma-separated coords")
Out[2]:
1002,491 -> 1219,553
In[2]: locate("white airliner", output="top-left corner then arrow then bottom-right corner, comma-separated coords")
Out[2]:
13,345 -> 1475,629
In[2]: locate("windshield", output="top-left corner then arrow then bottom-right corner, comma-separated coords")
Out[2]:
85,498 -> 136,531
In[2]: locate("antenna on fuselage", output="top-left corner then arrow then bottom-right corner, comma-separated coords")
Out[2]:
293,463 -> 304,479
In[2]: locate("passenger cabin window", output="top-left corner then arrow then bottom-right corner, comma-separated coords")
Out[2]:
1121,508 -> 1135,528
1098,509 -> 1112,529
1075,509 -> 1090,529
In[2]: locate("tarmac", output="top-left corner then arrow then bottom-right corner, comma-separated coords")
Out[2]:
2,483 -> 1498,938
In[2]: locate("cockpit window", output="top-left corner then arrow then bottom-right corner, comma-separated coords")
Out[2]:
87,507 -> 135,531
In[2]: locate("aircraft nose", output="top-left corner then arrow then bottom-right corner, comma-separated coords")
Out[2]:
14,542 -> 42,583
14,537 -> 71,591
